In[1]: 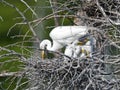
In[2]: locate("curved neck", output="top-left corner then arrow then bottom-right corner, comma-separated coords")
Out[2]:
47,41 -> 63,51
46,43 -> 52,51
42,40 -> 57,51
50,41 -> 63,51
40,39 -> 63,51
44,40 -> 52,51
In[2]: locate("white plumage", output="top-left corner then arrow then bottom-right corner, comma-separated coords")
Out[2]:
39,26 -> 89,59
64,40 -> 93,58
40,26 -> 88,50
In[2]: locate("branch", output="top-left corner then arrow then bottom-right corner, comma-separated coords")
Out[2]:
49,0 -> 60,26
20,0 -> 38,17
96,0 -> 120,26
0,71 -> 23,77
0,16 -> 3,21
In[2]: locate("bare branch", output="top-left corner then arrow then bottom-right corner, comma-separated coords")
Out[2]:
20,0 -> 38,18
49,0 -> 60,26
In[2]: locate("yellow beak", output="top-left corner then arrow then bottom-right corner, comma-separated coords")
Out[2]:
77,41 -> 83,45
81,48 -> 90,57
81,48 -> 85,53
41,50 -> 45,60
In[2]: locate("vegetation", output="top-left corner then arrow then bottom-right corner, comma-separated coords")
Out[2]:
0,0 -> 120,90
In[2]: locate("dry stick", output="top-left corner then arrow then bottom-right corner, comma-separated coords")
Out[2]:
3,1 -> 119,34
14,15 -> 108,26
25,87 -> 39,90
14,71 -> 27,90
0,71 -> 23,77
12,13 -> 117,28
33,10 -> 64,27
85,78 -> 92,90
96,0 -> 120,34
1,0 -> 26,36
15,80 -> 30,90
95,0 -> 120,79
96,0 -> 120,27
0,46 -> 29,71
109,40 -> 120,49
20,0 -> 38,17
97,1 -> 120,37
0,16 -> 3,21
2,0 -> 39,42
49,0 -> 60,26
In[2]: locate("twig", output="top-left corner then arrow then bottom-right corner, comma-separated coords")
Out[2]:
96,0 -> 120,26
0,71 -> 23,77
0,16 -> 3,21
2,0 -> 39,42
49,0 -> 59,26
20,0 -> 38,18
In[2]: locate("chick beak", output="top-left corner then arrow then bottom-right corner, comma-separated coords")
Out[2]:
77,41 -> 83,45
41,50 -> 45,60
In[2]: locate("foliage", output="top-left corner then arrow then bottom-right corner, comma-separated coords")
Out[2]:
0,0 -> 120,90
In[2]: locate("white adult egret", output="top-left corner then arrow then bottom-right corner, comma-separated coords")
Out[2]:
39,26 -> 89,59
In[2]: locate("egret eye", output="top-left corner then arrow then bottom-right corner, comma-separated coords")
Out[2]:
44,44 -> 47,50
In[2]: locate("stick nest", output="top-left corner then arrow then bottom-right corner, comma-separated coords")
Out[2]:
25,55 -> 120,90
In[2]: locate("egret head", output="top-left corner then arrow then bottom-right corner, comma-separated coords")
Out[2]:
39,40 -> 51,59
77,34 -> 90,45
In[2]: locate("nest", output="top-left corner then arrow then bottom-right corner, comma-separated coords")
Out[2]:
25,0 -> 120,89
25,54 -> 120,90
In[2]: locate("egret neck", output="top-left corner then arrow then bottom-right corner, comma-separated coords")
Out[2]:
40,39 -> 63,59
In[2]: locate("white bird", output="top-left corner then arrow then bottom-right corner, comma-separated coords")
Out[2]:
65,41 -> 92,58
64,35 -> 95,58
39,26 -> 89,59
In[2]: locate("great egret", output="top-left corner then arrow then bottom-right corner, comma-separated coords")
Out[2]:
39,26 -> 89,59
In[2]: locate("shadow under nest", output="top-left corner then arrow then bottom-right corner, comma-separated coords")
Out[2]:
25,52 -> 120,90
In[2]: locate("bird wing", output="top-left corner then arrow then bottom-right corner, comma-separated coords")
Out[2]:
50,26 -> 88,40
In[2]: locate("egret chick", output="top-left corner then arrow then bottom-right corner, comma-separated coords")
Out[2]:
64,34 -> 93,58
65,41 -> 92,58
